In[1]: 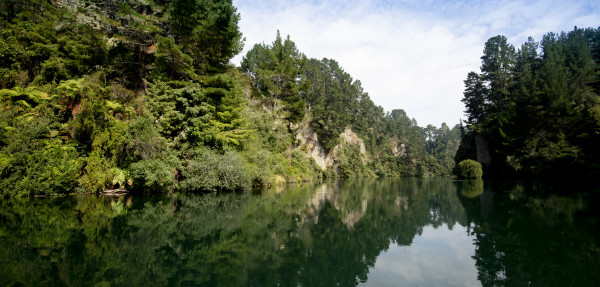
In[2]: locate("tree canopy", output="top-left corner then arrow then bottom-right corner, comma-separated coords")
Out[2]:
456,27 -> 600,178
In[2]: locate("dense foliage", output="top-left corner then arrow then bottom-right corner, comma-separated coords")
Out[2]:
456,159 -> 483,179
456,27 -> 600,178
0,1 -> 458,196
0,0 -> 250,196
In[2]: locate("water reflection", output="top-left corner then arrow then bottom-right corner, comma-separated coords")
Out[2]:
1,179 -> 599,286
460,181 -> 600,287
363,224 -> 479,287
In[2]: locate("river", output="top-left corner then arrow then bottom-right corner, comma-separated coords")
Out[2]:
1,178 -> 599,286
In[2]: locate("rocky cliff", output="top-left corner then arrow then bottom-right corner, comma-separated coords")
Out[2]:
296,124 -> 367,171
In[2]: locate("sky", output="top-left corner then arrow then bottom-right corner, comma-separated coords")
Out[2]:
231,0 -> 600,127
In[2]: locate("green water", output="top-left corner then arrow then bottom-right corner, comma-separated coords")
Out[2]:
1,178 -> 599,286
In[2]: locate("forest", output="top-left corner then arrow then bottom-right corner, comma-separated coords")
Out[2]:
1,1 -> 598,197
456,28 -> 600,178
0,0 -> 460,197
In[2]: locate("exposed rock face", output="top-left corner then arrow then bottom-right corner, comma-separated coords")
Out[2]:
390,137 -> 407,157
296,125 -> 329,170
296,125 -> 367,170
339,127 -> 366,154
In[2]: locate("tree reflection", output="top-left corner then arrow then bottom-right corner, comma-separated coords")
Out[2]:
458,181 -> 600,287
1,180 -> 599,286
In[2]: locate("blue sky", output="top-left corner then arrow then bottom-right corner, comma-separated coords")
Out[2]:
231,0 -> 600,127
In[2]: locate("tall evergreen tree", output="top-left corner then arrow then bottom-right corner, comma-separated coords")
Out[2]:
480,35 -> 516,111
169,0 -> 244,73
241,31 -> 306,122
462,71 -> 488,129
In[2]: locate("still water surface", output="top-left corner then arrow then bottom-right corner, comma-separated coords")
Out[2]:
1,178 -> 599,286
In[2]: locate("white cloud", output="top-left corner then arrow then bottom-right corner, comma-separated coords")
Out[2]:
361,224 -> 479,287
232,0 -> 600,127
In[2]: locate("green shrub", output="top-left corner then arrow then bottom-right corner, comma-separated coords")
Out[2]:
79,121 -> 129,193
0,104 -> 83,197
1,142 -> 82,197
180,149 -> 251,193
337,144 -> 374,178
80,150 -> 117,193
456,159 -> 483,179
129,156 -> 178,193
123,117 -> 169,164
241,148 -> 275,188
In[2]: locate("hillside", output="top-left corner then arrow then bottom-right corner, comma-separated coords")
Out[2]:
0,0 -> 459,197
